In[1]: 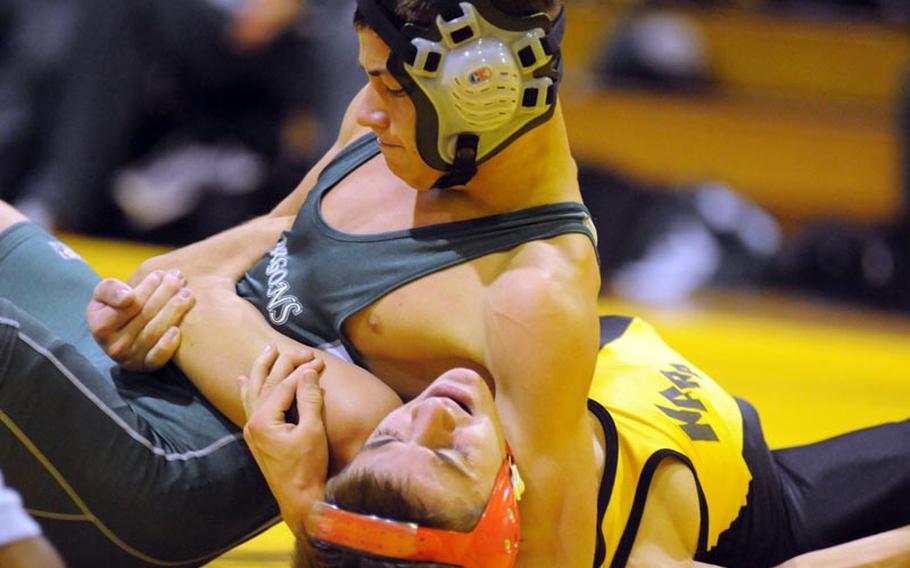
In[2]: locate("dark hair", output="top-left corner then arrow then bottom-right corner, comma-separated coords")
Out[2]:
354,0 -> 562,29
298,539 -> 458,568
295,469 -> 483,568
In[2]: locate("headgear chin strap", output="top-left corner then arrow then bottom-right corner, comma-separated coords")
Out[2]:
306,449 -> 525,567
356,0 -> 566,188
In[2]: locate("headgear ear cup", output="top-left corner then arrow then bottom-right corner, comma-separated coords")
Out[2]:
356,0 -> 566,187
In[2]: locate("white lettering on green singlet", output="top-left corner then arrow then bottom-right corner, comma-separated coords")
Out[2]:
265,238 -> 303,325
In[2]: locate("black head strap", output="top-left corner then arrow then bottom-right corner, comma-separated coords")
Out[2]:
427,0 -> 465,22
541,8 -> 566,55
435,134 -> 479,188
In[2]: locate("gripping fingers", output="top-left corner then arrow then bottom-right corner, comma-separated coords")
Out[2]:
264,350 -> 315,391
92,278 -> 136,309
121,270 -> 185,343
143,326 -> 181,370
294,368 -> 325,437
129,270 -> 166,310
294,367 -> 323,407
91,270 -> 164,342
87,279 -> 139,338
140,270 -> 186,321
289,360 -> 323,425
249,345 -> 279,400
293,356 -> 325,378
134,288 -> 195,361
105,270 -> 169,349
244,373 -> 299,430
266,374 -> 301,416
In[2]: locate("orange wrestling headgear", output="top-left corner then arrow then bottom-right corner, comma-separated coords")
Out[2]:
306,448 -> 524,567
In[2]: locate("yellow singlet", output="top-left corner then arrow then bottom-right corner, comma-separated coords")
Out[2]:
590,317 -> 752,567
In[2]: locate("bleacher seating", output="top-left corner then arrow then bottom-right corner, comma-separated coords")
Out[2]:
562,2 -> 910,226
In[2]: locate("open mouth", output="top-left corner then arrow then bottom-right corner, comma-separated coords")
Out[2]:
448,396 -> 472,415
426,384 -> 475,416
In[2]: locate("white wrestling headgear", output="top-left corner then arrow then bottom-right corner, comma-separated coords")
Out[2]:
356,0 -> 566,188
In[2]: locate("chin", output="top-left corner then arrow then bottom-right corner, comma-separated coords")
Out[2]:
386,160 -> 439,191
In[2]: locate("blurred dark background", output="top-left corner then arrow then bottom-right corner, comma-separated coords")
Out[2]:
1,0 -> 908,312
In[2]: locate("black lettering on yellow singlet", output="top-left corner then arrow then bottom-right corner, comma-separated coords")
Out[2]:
661,364 -> 700,389
655,364 -> 719,442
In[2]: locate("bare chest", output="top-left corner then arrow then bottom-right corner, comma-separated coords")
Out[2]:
320,160 -> 495,397
342,260 -> 492,399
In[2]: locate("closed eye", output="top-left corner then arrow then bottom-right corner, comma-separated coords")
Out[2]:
361,430 -> 473,477
373,427 -> 401,439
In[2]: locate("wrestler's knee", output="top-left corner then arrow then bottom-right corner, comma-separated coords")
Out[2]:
0,200 -> 28,232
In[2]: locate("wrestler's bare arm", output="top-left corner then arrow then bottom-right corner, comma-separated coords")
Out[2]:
90,88 -> 398,466
128,150 -> 322,286
94,89 -> 368,377
174,275 -> 400,468
625,461 -> 712,567
130,214 -> 294,287
483,236 -> 602,566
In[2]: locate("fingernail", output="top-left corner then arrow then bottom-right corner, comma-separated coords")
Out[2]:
169,269 -> 183,280
263,344 -> 273,353
113,288 -> 129,303
166,327 -> 178,338
179,288 -> 192,299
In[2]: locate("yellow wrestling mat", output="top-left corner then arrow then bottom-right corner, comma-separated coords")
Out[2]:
64,234 -> 910,567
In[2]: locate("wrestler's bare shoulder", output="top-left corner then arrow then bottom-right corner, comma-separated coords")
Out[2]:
341,231 -> 596,397
489,229 -> 600,302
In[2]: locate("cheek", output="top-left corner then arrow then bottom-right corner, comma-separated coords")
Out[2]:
377,408 -> 410,432
465,425 -> 503,464
388,100 -> 417,142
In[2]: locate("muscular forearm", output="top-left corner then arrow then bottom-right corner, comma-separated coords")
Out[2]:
173,278 -> 399,469
129,215 -> 292,286
173,277 -> 274,424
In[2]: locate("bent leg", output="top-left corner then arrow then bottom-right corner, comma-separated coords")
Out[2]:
774,525 -> 910,568
0,300 -> 279,567
0,200 -> 27,232
0,219 -> 109,368
773,420 -> 910,555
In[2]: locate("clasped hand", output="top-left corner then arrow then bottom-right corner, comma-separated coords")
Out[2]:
87,270 -> 195,371
240,345 -> 329,533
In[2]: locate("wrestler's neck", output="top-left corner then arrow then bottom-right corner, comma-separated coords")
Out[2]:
443,105 -> 579,213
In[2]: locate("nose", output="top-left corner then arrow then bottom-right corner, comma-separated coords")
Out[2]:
356,86 -> 390,131
409,398 -> 457,449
